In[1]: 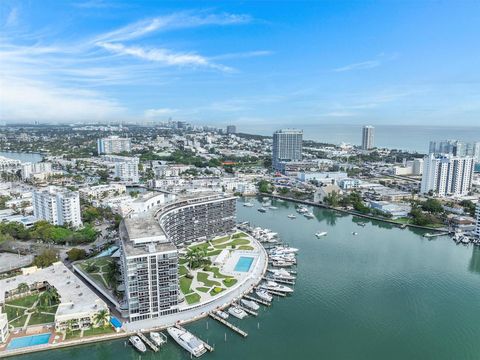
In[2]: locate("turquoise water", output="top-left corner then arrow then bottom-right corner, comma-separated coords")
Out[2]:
234,256 -> 254,272
95,246 -> 119,258
7,333 -> 51,350
13,197 -> 480,359
0,151 -> 43,163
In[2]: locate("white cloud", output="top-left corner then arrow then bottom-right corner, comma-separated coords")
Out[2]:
144,108 -> 178,118
96,42 -> 233,71
0,76 -> 126,122
211,50 -> 273,60
334,60 -> 381,72
95,12 -> 252,42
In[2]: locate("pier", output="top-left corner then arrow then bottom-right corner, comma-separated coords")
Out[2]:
209,313 -> 248,338
257,286 -> 287,297
174,324 -> 214,352
263,276 -> 295,285
136,332 -> 159,352
237,304 -> 258,316
244,294 -> 271,306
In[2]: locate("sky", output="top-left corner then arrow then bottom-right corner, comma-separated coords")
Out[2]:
1,0 -> 480,129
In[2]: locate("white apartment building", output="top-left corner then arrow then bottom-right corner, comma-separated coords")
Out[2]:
272,129 -> 303,171
79,183 -> 126,199
33,187 -> 83,227
421,154 -> 474,196
393,159 -> 424,176
475,203 -> 480,239
115,161 -> 139,183
97,136 -> 132,154
21,162 -> 53,180
154,164 -> 191,178
361,125 -> 375,150
0,156 -> 21,172
0,310 -> 8,344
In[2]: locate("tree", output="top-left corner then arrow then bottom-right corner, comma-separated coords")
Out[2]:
258,180 -> 272,193
421,198 -> 444,214
67,248 -> 87,261
40,286 -> 60,307
324,191 -> 340,207
93,309 -> 110,328
186,247 -> 208,269
33,249 -> 58,268
17,282 -> 30,294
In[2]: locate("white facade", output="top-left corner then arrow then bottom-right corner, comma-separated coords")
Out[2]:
421,154 -> 474,196
297,171 -> 348,183
0,156 -> 21,172
33,187 -> 83,227
272,129 -> 303,170
114,161 -> 139,183
475,203 -> 480,239
361,125 -> 375,150
97,136 -> 131,154
21,162 -> 53,180
0,310 -> 8,343
79,183 -> 126,199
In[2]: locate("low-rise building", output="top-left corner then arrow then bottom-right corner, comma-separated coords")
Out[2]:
368,201 -> 411,219
79,183 -> 127,199
0,310 -> 8,344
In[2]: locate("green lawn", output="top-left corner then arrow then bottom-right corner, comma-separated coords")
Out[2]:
223,278 -> 238,287
65,330 -> 82,340
83,326 -> 115,337
196,287 -> 210,293
238,245 -> 254,250
185,293 -> 201,305
209,287 -> 225,296
28,312 -> 55,325
204,266 -> 232,279
197,272 -> 221,287
179,265 -> 188,276
179,257 -> 188,265
4,305 -> 26,321
9,315 -> 27,328
211,235 -> 230,245
232,232 -> 247,239
206,249 -> 222,257
6,294 -> 39,308
188,242 -> 211,251
216,238 -> 250,249
179,276 -> 193,294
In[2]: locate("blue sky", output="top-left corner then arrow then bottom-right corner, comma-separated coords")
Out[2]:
1,0 -> 480,128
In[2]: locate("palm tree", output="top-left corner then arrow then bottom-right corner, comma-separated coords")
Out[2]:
17,282 -> 29,294
93,309 -> 109,328
40,286 -> 60,307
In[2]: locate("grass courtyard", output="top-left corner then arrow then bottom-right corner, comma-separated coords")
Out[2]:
77,257 -> 117,290
178,232 -> 251,305
4,292 -> 59,329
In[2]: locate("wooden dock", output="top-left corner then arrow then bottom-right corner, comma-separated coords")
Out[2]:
136,332 -> 159,352
174,324 -> 214,352
237,304 -> 258,317
209,313 -> 248,338
263,276 -> 295,285
257,286 -> 287,297
244,294 -> 271,306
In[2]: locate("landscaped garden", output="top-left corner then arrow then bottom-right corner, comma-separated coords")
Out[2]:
178,232 -> 251,305
77,257 -> 119,291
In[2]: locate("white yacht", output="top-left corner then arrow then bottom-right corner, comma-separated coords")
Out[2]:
296,206 -> 308,214
269,206 -> 278,210
304,212 -> 315,219
215,310 -> 229,320
243,202 -> 254,207
167,327 -> 207,358
287,214 -> 296,219
129,336 -> 147,353
256,289 -> 273,302
228,306 -> 248,319
271,246 -> 299,253
352,232 -> 358,236
268,268 -> 296,280
261,281 -> 294,293
241,299 -> 260,311
150,331 -> 167,347
272,259 -> 295,267
315,231 -> 328,238
258,207 -> 267,213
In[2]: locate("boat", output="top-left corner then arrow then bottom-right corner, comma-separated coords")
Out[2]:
296,206 -> 308,214
352,232 -> 358,235
315,231 -> 328,238
150,331 -> 167,347
269,206 -> 278,210
167,327 -> 207,358
268,268 -> 296,280
270,246 -> 299,254
262,197 -> 270,201
272,260 -> 295,267
255,289 -> 273,302
215,310 -> 229,320
304,212 -> 315,219
228,306 -> 248,319
461,235 -> 471,244
277,199 -> 285,203
287,214 -> 296,219
261,280 -> 294,293
357,222 -> 366,227
243,203 -> 254,207
258,207 -> 267,213
129,336 -> 147,353
241,299 -> 260,311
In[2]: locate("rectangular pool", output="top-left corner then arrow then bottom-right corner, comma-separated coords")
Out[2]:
234,256 -> 254,272
7,333 -> 51,350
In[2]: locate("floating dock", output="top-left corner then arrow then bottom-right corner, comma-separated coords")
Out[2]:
174,324 -> 214,352
237,304 -> 258,317
136,332 -> 159,352
263,276 -> 295,285
209,313 -> 248,337
244,294 -> 271,306
257,287 -> 287,297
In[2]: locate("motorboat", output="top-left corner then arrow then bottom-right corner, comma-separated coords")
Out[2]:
129,336 -> 147,353
228,306 -> 248,319
315,231 -> 328,238
287,214 -> 296,219
304,212 -> 315,219
215,310 -> 229,320
243,202 -> 254,207
271,246 -> 299,254
241,299 -> 260,311
268,268 -> 296,280
256,289 -> 273,302
272,260 -> 295,267
167,327 -> 207,358
258,207 -> 267,213
352,232 -> 358,236
261,280 -> 294,293
269,206 -> 278,210
296,206 -> 308,214
150,331 -> 167,347
357,222 -> 366,227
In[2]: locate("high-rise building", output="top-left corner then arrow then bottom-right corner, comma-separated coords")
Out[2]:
420,154 -> 474,196
226,125 -> 237,134
361,125 -> 375,150
475,203 -> 480,239
33,187 -> 83,227
114,161 -> 139,183
272,129 -> 303,170
97,136 -> 131,154
429,139 -> 479,158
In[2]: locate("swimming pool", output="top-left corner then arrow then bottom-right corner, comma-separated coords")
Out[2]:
234,256 -> 254,272
7,333 -> 51,350
95,246 -> 119,258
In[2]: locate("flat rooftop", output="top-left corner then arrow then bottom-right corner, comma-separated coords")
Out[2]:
0,262 -> 108,318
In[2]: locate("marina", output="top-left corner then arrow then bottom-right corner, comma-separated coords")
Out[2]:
209,313 -> 248,338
